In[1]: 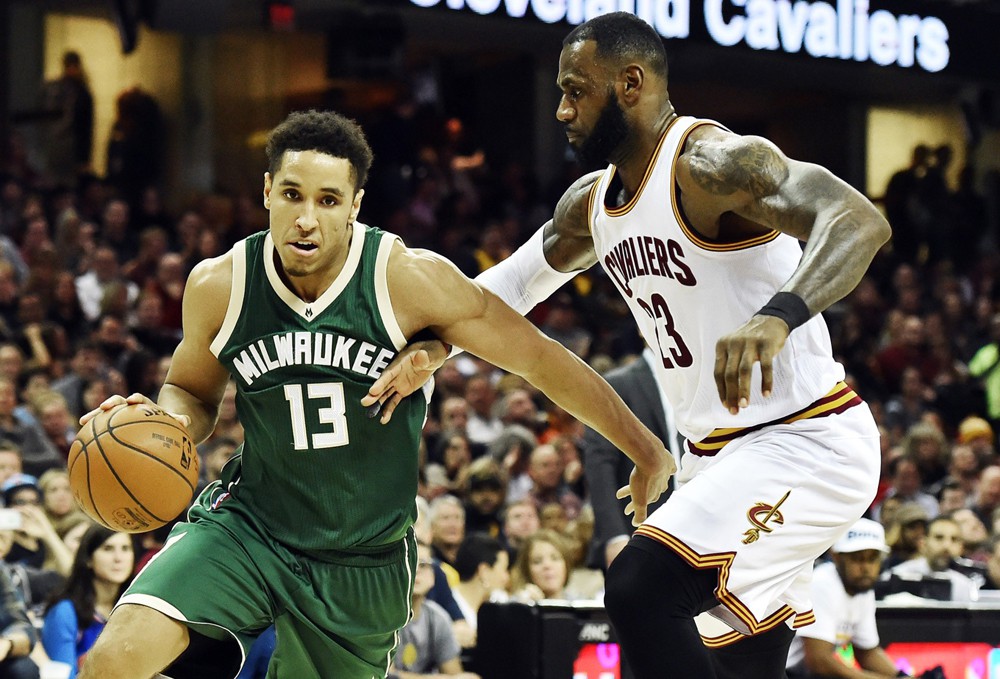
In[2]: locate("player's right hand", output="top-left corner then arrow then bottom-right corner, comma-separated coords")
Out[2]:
361,339 -> 449,423
79,393 -> 191,430
616,452 -> 675,527
714,314 -> 789,414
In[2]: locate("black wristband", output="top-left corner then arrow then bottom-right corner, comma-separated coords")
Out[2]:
410,327 -> 452,354
755,292 -> 811,331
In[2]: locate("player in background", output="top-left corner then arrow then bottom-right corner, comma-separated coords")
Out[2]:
365,12 -> 890,679
75,109 -> 672,679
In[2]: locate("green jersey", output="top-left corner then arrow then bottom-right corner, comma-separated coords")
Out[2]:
211,224 -> 427,553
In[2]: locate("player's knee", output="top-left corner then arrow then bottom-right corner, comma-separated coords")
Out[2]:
606,541 -> 716,623
604,546 -> 651,623
80,604 -> 189,679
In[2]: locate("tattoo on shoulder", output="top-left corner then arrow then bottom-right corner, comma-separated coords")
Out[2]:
688,138 -> 788,198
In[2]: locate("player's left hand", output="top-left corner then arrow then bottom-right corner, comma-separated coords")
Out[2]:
616,453 -> 675,527
714,315 -> 789,415
361,340 -> 449,423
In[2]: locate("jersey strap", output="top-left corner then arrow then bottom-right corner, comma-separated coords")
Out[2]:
687,382 -> 862,456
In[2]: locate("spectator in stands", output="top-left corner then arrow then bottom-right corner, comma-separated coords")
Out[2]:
873,456 -> 938,522
0,379 -> 60,478
939,443 -> 981,499
885,515 -> 979,601
37,50 -> 93,187
490,425 -> 536,505
950,508 -> 990,564
970,465 -> 1000,527
30,392 -> 75,461
874,316 -> 939,395
0,443 -> 22,489
0,559 -> 40,679
463,375 -> 501,447
51,342 -> 105,418
390,541 -> 480,679
500,498 -> 540,561
509,529 -> 572,602
450,534 -> 510,649
143,252 -> 184,332
431,433 -> 474,494
539,293 -> 592,359
883,368 -> 933,444
37,470 -> 85,537
2,474 -> 72,577
47,272 -> 87,341
127,293 -> 179,358
957,416 -> 996,467
983,535 -> 1000,590
526,444 -> 582,521
883,144 -> 931,264
41,525 -> 133,679
197,437 -> 238,494
496,389 -> 542,435
122,227 -> 169,289
936,479 -> 969,515
901,422 -> 949,492
786,518 -> 898,678
73,246 -> 136,324
882,502 -> 929,571
430,495 -> 465,573
460,458 -> 506,539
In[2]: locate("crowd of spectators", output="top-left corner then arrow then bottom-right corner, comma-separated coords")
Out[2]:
2,70 -> 999,675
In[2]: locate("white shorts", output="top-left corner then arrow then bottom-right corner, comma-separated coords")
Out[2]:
635,401 -> 880,647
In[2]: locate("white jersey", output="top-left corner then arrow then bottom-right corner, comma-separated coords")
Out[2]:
588,115 -> 845,442
785,561 -> 881,673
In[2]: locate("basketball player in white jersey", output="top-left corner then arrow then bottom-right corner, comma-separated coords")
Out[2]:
364,12 -> 890,679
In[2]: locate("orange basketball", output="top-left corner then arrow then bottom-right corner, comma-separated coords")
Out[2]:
68,403 -> 199,533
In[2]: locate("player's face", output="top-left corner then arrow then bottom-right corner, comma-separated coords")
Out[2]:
834,550 -> 883,595
89,532 -> 135,586
264,150 -> 364,299
556,40 -> 631,167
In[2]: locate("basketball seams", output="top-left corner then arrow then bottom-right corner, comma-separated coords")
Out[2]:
89,413 -> 167,525
105,424 -> 196,494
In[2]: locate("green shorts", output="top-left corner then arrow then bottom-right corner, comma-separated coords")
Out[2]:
120,479 -> 416,679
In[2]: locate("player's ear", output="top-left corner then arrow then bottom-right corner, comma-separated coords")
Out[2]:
621,65 -> 643,104
263,172 -> 272,210
350,189 -> 364,224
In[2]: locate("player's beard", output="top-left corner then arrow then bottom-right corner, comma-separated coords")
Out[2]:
573,90 -> 630,169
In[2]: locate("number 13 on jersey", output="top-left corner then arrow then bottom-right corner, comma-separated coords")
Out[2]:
284,382 -> 349,450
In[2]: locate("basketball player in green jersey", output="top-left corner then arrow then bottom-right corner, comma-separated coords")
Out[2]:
76,109 -> 674,679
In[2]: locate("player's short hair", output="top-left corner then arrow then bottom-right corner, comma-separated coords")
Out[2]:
266,109 -> 374,191
564,11 -> 668,79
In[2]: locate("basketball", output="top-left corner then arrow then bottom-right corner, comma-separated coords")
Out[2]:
68,403 -> 199,533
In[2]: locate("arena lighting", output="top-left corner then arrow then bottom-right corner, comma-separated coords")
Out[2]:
408,0 -> 951,73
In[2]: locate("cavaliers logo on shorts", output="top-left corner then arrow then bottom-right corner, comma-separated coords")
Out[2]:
742,490 -> 791,544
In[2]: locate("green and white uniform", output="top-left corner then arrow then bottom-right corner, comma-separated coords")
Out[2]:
120,223 -> 428,679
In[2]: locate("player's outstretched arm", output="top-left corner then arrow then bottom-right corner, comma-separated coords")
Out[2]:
363,176 -> 600,421
678,130 -> 891,414
390,244 -> 674,524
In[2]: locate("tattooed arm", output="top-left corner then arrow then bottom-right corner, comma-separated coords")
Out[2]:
676,129 -> 891,412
